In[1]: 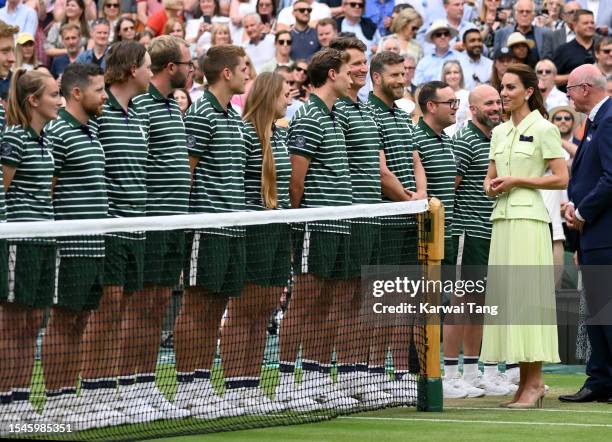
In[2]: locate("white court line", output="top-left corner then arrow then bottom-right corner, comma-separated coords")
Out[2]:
445,406 -> 612,415
338,416 -> 612,428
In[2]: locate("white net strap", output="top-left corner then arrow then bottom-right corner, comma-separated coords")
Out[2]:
0,200 -> 429,239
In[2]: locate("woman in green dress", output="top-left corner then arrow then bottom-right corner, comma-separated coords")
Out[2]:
482,64 -> 568,408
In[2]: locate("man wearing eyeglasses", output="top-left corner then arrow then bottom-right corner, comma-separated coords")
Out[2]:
594,37 -> 612,76
336,0 -> 379,58
76,19 -> 110,70
458,28 -> 493,90
414,20 -> 458,85
288,0 -> 322,61
553,9 -> 597,90
535,59 -> 569,111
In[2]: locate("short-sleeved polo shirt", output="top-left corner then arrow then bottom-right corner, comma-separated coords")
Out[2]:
133,84 -> 191,216
287,93 -> 352,234
47,109 -> 108,257
184,89 -> 246,236
95,88 -> 148,239
1,125 -> 54,224
243,122 -> 291,211
413,118 -> 457,239
453,121 -> 494,240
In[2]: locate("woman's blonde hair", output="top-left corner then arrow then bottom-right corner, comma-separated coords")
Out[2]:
7,69 -> 54,128
211,23 -> 232,46
441,60 -> 465,89
15,41 -> 39,70
242,72 -> 285,209
391,8 -> 422,35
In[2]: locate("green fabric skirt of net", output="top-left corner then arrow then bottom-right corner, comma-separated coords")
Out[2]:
480,218 -> 561,363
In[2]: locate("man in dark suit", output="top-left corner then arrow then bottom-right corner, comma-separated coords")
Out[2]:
493,0 -> 553,60
562,64 -> 612,403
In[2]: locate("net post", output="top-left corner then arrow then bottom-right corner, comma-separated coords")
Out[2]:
417,197 -> 444,412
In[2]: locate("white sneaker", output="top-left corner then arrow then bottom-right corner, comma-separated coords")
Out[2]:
76,394 -> 129,428
0,403 -> 22,435
241,387 -> 284,414
284,393 -> 324,412
319,385 -> 360,411
359,390 -> 394,408
385,379 -> 418,405
114,392 -> 165,423
300,376 -> 330,401
442,376 -> 469,399
466,373 -> 511,396
12,401 -> 41,422
175,380 -> 220,410
144,385 -> 190,419
198,389 -> 245,418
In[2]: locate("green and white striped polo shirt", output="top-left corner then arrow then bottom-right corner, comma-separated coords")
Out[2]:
367,92 -> 416,227
47,108 -> 108,257
184,89 -> 246,236
243,122 -> 291,211
94,89 -> 148,239
453,121 -> 494,240
133,84 -> 190,216
413,118 -> 456,239
287,93 -> 352,234
1,125 -> 54,243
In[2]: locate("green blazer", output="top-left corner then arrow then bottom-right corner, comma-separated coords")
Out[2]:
489,110 -> 564,222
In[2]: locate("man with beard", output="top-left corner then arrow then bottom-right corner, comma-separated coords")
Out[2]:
126,35 -> 193,419
79,41 -> 154,425
41,63 -> 108,427
458,28 -> 492,91
550,106 -> 579,159
450,85 -> 517,397
367,51 -> 427,402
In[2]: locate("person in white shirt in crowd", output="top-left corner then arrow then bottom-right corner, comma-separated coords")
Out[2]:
458,28 -> 493,90
336,0 -> 380,58
594,37 -> 612,77
550,1 -> 580,48
535,58 -> 569,111
228,0 -> 256,42
259,29 -> 293,73
414,20 -> 458,86
420,0 -> 476,56
0,0 -> 38,38
441,59 -> 470,136
277,0 -> 331,30
316,17 -> 337,48
186,0 -> 230,53
241,12 -> 275,73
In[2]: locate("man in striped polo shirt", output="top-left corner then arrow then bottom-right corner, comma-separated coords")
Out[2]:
128,35 -> 192,419
413,81 -> 482,399
79,41 -> 157,423
276,48 -> 353,411
41,63 -> 110,427
330,37 -> 389,406
174,45 -> 249,418
368,51 -> 426,400
452,85 -> 516,396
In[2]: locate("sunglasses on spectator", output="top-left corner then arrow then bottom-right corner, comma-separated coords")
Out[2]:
602,48 -> 612,54
105,2 -> 120,8
433,99 -> 460,108
287,80 -> 296,86
433,31 -> 451,38
348,2 -> 364,8
554,115 -> 573,122
411,26 -> 420,32
295,66 -> 307,73
278,39 -> 292,45
536,69 -> 552,75
296,8 -> 312,13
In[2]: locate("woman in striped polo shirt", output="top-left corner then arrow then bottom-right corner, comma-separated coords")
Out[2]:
0,69 -> 61,422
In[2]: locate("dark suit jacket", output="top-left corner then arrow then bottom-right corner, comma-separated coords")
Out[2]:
550,27 -> 567,53
568,98 -> 612,251
493,25 -> 553,60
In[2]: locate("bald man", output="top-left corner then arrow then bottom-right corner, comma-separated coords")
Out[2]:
562,65 -> 612,403
444,85 -> 516,397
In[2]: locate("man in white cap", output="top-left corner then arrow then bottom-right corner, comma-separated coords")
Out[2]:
413,20 -> 458,85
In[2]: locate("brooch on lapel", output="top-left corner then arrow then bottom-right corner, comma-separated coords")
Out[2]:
519,135 -> 533,142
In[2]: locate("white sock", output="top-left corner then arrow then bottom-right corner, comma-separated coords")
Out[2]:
483,364 -> 498,377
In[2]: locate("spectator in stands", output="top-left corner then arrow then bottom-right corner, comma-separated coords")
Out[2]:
594,37 -> 612,76
256,0 -> 277,34
536,59 -> 568,110
113,16 -> 136,43
388,7 -> 423,62
278,0 -> 331,30
164,16 -> 186,38
0,0 -> 38,38
99,0 -> 121,43
290,0 -> 321,61
377,34 -> 400,54
76,18 -> 110,69
0,19 -> 17,104
316,17 -> 337,48
51,23 -> 83,78
475,0 -> 507,54
185,0 -> 227,53
292,59 -> 309,100
259,29 -> 293,73
137,0 -> 165,32
550,1 -> 580,49
138,30 -> 155,48
507,32 -> 537,68
364,0 -> 393,36
14,32 -> 37,71
549,105 -> 578,159
596,0 -> 612,37
336,0 -> 379,57
490,46 -> 512,91
442,0 -> 477,52
459,28 -> 493,90
441,59 -> 470,131
553,9 -> 596,89
414,20 -> 458,86
242,13 -> 274,73
173,87 -> 192,115
147,0 -> 185,37
44,0 -> 89,58
493,0 -> 553,61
